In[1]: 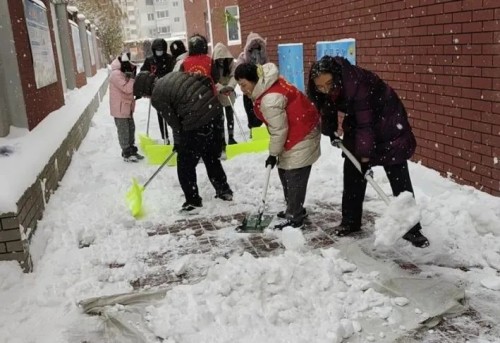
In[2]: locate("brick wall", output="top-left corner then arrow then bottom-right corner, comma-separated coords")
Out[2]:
0,79 -> 108,271
238,0 -> 500,195
183,0 -> 242,57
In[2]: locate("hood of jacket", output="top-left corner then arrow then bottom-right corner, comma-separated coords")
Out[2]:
242,32 -> 268,64
212,42 -> 234,60
151,38 -> 167,53
251,63 -> 279,100
110,58 -> 121,71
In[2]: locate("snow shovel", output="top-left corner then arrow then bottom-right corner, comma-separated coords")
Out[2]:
227,96 -> 248,142
337,141 -> 390,205
126,151 -> 176,217
236,165 -> 275,233
146,98 -> 152,136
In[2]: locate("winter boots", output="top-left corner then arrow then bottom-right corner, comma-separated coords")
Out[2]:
333,222 -> 362,237
180,197 -> 203,214
122,146 -> 144,163
215,190 -> 233,201
277,208 -> 308,220
274,218 -> 304,230
402,226 -> 430,248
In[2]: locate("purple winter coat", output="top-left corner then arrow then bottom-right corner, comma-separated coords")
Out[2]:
331,57 -> 416,166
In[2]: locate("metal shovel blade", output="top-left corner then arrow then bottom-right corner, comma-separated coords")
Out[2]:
235,213 -> 275,233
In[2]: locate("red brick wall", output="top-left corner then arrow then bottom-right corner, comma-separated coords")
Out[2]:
238,0 -> 500,196
8,0 -> 65,130
183,0 -> 242,58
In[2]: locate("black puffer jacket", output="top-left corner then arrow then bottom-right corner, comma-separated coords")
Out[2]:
151,71 -> 222,132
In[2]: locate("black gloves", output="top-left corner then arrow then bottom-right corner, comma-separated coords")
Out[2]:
330,132 -> 342,147
360,161 -> 373,178
265,155 -> 277,169
124,71 -> 134,80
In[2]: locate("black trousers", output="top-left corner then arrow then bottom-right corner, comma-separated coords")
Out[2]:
177,125 -> 231,202
223,105 -> 234,137
278,166 -> 312,221
157,112 -> 169,140
342,159 -> 421,231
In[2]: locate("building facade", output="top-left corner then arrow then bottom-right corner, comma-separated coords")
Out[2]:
183,0 -> 242,58
118,0 -> 187,42
238,0 -> 499,196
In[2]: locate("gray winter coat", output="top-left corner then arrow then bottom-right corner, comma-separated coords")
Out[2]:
212,42 -> 237,107
236,32 -> 269,65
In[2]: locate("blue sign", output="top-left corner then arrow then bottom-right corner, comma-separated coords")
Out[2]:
277,43 -> 304,92
316,39 -> 356,65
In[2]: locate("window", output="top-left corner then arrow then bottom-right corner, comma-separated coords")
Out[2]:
158,26 -> 171,34
155,0 -> 166,3
147,13 -> 154,21
156,10 -> 169,19
146,0 -> 153,5
172,1 -> 178,6
174,17 -> 180,22
129,19 -> 136,25
225,6 -> 241,44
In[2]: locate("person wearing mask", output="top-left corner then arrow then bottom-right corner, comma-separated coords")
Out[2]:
212,42 -> 238,150
307,55 -> 429,248
235,62 -> 321,230
141,38 -> 175,143
236,32 -> 269,134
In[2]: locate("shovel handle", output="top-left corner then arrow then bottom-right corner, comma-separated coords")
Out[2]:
146,98 -> 152,136
258,165 -> 272,213
143,151 -> 176,189
227,96 -> 249,142
338,142 -> 391,205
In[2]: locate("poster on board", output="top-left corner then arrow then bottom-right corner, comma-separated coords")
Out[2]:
24,0 -> 58,88
87,31 -> 95,66
70,22 -> 84,73
277,43 -> 304,92
316,38 -> 356,65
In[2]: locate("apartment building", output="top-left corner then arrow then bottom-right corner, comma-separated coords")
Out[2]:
118,0 -> 187,42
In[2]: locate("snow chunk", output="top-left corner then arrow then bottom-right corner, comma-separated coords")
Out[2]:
480,276 -> 500,291
392,297 -> 410,306
374,192 -> 421,246
280,227 -> 306,251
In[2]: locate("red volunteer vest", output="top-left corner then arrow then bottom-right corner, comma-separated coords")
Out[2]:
182,55 -> 216,94
254,77 -> 320,151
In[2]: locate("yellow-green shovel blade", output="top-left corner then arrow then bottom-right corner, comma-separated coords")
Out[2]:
126,177 -> 144,218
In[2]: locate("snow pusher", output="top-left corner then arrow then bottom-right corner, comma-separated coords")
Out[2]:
126,151 -> 176,217
236,165 -> 274,233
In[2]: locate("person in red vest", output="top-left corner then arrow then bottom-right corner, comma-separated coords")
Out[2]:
180,34 -> 216,89
234,62 -> 321,230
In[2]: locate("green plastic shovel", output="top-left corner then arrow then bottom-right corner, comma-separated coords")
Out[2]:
126,151 -> 176,217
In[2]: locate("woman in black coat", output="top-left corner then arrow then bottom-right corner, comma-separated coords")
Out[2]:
308,56 -> 429,248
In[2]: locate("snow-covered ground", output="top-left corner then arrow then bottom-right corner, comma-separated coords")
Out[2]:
1,83 -> 500,343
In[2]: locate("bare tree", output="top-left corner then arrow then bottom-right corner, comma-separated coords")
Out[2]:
69,0 -> 124,60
